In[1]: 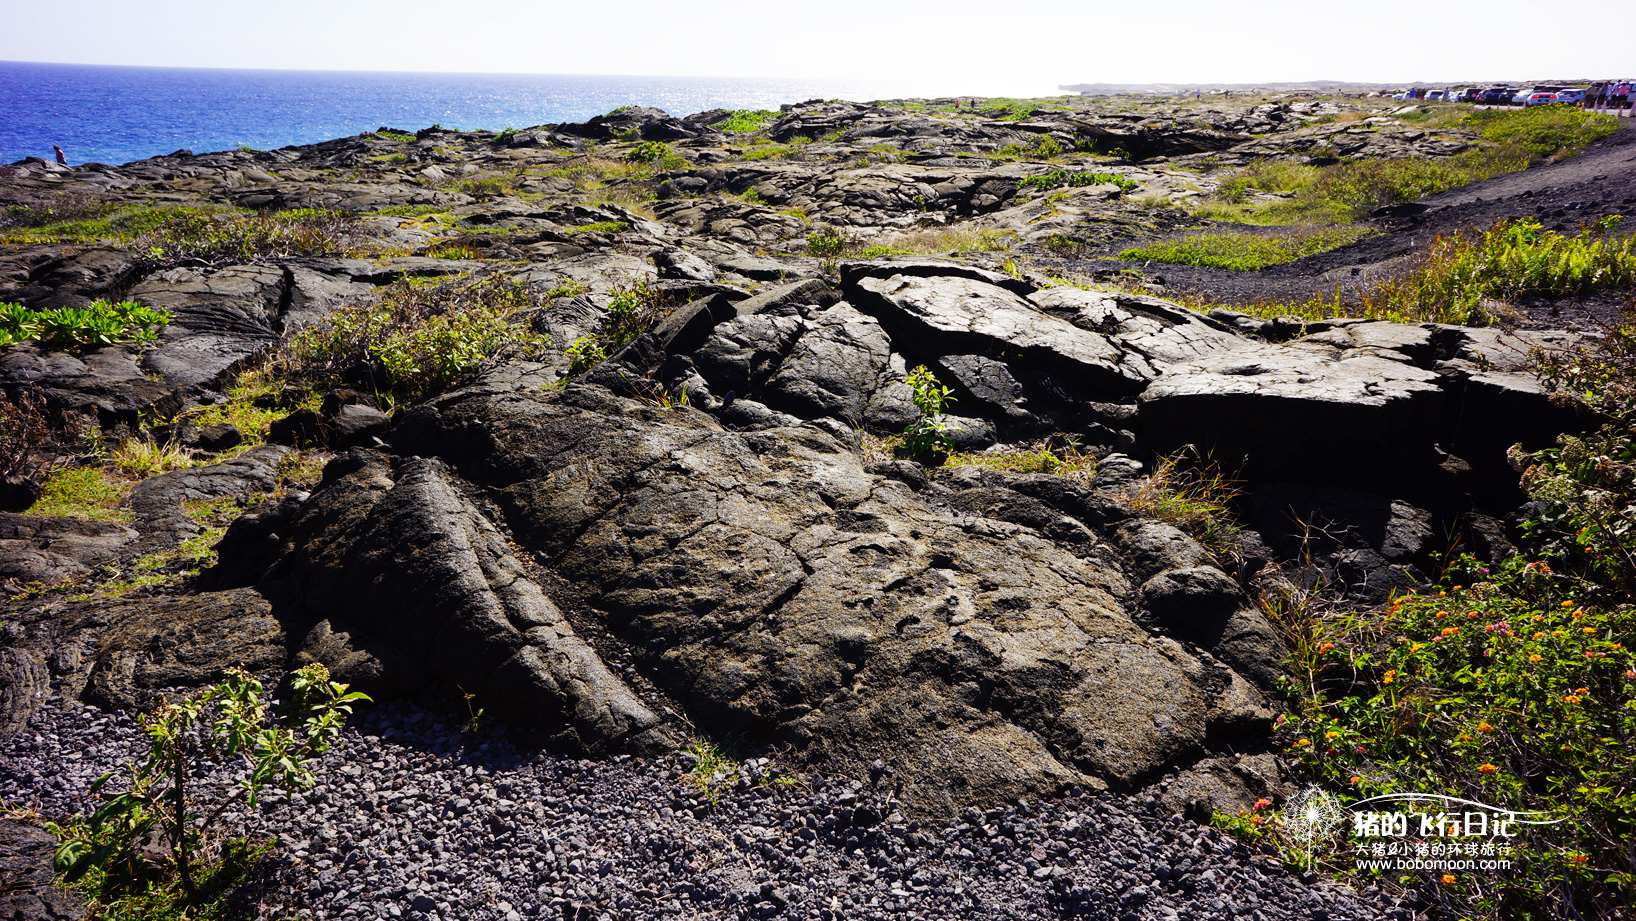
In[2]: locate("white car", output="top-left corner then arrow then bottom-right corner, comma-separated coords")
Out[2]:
1525,92 -> 1559,106
1425,90 -> 1446,102
1554,89 -> 1586,104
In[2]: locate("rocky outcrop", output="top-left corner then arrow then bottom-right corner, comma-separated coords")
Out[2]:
0,101 -> 1587,827
0,820 -> 86,921
172,381 -> 1279,815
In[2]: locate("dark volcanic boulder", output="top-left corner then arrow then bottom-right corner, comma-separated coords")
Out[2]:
249,450 -> 674,756
292,380 -> 1279,815
83,589 -> 290,712
0,820 -> 86,921
0,513 -> 137,585
567,106 -> 702,142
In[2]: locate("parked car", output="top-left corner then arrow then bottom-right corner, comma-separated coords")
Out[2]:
1554,89 -> 1586,104
1479,88 -> 1516,104
1525,92 -> 1559,106
1426,90 -> 1446,102
1460,88 -> 1485,102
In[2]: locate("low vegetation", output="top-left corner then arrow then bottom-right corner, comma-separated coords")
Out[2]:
946,440 -> 1097,481
1120,225 -> 1371,271
1125,449 -> 1243,558
1,299 -> 171,349
29,466 -> 132,523
1,205 -> 364,263
48,665 -> 367,921
1018,170 -> 1138,193
285,274 -> 551,404
718,110 -> 777,133
1208,217 -> 1636,327
1189,108 -> 1621,225
898,365 -> 956,460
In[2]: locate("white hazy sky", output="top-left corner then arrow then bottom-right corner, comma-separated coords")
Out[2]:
0,0 -> 1617,94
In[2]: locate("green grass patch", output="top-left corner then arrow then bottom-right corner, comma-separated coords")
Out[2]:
176,369 -> 303,450
1357,217 -> 1635,326
565,220 -> 628,235
946,441 -> 1097,481
32,467 -> 131,522
1184,218 -> 1636,326
740,145 -> 790,161
1120,226 -> 1371,271
718,110 -> 776,133
1,205 -> 237,246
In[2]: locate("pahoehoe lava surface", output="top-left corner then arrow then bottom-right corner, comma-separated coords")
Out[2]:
0,95 -> 1616,920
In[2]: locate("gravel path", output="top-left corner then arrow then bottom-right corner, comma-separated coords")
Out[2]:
1,695 -> 1407,921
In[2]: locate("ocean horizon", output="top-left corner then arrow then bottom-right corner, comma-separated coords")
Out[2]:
0,60 -> 1010,167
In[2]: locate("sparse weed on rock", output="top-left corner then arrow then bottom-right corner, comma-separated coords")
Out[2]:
286,274 -> 551,403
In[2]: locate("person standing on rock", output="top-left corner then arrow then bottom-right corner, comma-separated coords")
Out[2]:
52,145 -> 66,166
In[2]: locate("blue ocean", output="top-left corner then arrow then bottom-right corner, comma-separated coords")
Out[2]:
0,61 -> 957,167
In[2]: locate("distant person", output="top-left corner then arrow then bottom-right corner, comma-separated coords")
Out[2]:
52,145 -> 66,166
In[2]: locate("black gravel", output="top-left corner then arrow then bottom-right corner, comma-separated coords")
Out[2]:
2,696 -> 1406,921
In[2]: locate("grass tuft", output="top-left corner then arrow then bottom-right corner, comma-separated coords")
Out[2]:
1121,226 -> 1370,271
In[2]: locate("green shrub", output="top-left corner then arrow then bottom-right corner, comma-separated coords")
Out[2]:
565,335 -> 606,375
719,110 -> 777,133
807,227 -> 847,258
1251,302 -> 1636,919
135,208 -> 364,264
1,299 -> 171,350
604,282 -> 665,347
1119,226 -> 1370,271
741,145 -> 790,161
48,665 -> 367,915
1289,555 -> 1635,918
286,275 -> 551,403
998,134 -> 1065,160
1361,217 -> 1636,326
623,140 -> 687,170
898,365 -> 955,460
